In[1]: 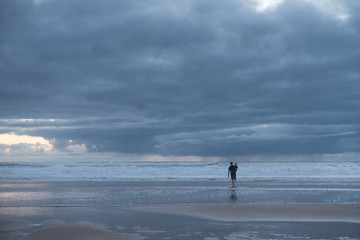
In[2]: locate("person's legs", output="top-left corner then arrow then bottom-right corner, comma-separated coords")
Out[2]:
231,175 -> 236,187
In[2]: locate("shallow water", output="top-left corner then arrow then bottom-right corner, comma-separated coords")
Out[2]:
1,180 -> 360,207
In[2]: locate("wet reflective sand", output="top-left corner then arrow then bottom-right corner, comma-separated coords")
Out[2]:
1,180 -> 360,239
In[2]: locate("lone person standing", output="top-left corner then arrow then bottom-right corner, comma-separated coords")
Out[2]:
228,162 -> 237,187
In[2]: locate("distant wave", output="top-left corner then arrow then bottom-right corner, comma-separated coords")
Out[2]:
0,161 -> 359,181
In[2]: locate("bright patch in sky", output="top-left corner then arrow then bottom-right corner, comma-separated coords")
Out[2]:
254,0 -> 350,21
254,0 -> 283,12
304,0 -> 349,21
0,133 -> 53,152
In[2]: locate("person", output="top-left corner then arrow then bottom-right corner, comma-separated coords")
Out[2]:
228,162 -> 237,187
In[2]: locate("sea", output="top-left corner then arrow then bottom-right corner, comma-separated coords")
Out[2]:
1,160 -> 360,181
1,160 -> 360,239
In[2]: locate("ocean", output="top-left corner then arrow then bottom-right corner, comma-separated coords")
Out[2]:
1,160 -> 360,181
1,160 -> 360,239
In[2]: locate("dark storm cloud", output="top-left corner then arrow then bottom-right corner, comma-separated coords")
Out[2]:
1,0 -> 359,157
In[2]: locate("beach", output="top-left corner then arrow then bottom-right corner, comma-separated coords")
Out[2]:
1,180 -> 360,240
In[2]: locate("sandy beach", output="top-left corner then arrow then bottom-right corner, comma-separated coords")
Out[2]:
1,180 -> 360,239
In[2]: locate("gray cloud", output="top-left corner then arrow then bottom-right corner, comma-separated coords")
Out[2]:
1,0 -> 359,159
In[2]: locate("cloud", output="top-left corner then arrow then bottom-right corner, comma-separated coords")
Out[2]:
0,0 -> 359,160
254,0 -> 283,12
154,123 -> 359,156
304,0 -> 350,21
0,133 -> 54,153
65,143 -> 87,153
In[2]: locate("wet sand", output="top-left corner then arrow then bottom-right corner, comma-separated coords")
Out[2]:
22,224 -> 143,240
133,203 -> 360,222
1,205 -> 360,240
1,180 -> 360,239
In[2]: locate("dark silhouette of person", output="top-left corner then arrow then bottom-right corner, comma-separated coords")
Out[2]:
228,162 -> 237,187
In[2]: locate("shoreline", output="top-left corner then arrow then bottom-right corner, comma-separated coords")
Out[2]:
2,204 -> 359,223
131,203 -> 360,223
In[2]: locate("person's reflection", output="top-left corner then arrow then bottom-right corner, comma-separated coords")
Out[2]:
229,188 -> 237,202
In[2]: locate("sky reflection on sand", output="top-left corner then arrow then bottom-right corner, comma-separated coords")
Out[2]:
0,192 -> 51,201
2,206 -> 359,240
0,207 -> 53,217
0,183 -> 50,189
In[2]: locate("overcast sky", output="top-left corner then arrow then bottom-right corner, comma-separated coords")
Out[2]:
0,0 -> 359,161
